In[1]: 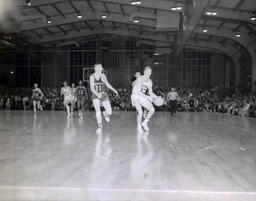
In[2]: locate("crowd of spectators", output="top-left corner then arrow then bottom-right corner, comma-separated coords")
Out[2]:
0,86 -> 256,118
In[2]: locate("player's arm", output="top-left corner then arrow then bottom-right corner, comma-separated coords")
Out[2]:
60,88 -> 64,96
39,89 -> 44,98
90,75 -> 100,98
84,87 -> 88,100
101,74 -> 118,96
167,92 -> 171,101
148,81 -> 157,99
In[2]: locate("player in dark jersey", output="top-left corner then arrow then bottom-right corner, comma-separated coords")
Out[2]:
76,80 -> 88,117
90,63 -> 118,134
31,83 -> 44,118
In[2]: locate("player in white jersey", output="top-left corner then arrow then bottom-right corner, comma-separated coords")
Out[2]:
71,83 -> 76,116
31,83 -> 44,117
131,66 -> 157,132
76,80 -> 88,117
90,63 -> 118,133
61,81 -> 73,117
132,72 -> 141,88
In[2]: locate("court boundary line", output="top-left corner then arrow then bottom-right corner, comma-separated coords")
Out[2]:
0,186 -> 255,195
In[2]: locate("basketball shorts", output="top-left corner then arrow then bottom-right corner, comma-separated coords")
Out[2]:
131,93 -> 151,107
92,92 -> 109,103
64,96 -> 75,105
77,96 -> 85,102
32,97 -> 41,102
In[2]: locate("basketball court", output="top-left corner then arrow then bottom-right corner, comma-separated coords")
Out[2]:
0,111 -> 255,201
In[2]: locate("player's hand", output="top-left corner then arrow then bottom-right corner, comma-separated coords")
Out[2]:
148,96 -> 154,102
115,91 -> 119,97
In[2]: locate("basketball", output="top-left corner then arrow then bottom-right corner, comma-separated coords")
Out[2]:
153,96 -> 165,106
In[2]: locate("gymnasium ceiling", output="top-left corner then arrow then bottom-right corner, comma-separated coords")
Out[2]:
0,0 -> 256,57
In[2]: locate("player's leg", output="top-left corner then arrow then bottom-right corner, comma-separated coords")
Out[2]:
70,98 -> 75,116
64,100 -> 71,117
92,98 -> 102,128
37,101 -> 42,111
141,100 -> 155,132
33,100 -> 37,116
81,98 -> 85,114
102,99 -> 112,122
77,100 -> 82,116
133,100 -> 143,131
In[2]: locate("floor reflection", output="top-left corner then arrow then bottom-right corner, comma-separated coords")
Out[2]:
63,118 -> 76,145
130,131 -> 154,188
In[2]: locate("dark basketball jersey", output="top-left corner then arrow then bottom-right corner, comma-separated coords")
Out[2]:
32,89 -> 41,98
77,86 -> 86,96
94,74 -> 105,93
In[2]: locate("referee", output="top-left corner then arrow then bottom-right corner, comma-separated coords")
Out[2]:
167,88 -> 179,115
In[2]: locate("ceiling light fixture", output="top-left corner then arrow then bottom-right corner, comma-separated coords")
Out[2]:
77,12 -> 82,19
133,17 -> 139,23
171,6 -> 177,11
176,3 -> 182,10
235,30 -> 241,38
206,9 -> 218,16
131,0 -> 141,5
26,0 -> 31,6
202,28 -> 208,33
211,9 -> 217,15
47,17 -> 51,24
251,12 -> 256,21
206,11 -> 212,15
102,14 -> 107,19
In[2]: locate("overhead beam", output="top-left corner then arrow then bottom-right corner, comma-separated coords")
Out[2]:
174,0 -> 211,57
217,21 -> 226,30
71,23 -> 80,32
85,0 -> 96,12
30,30 -> 42,39
21,18 -> 155,33
120,5 -> 126,18
57,25 -> 67,34
233,0 -> 245,10
68,1 -> 79,12
202,15 -> 256,29
207,35 -> 213,42
84,21 -> 93,31
44,27 -> 54,35
98,21 -> 105,28
35,7 -> 48,18
102,2 -> 110,15
32,27 -> 171,44
213,0 -> 221,8
52,4 -> 65,18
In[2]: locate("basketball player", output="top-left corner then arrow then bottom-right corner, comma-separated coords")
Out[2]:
132,72 -> 147,118
61,81 -> 73,117
71,83 -> 76,115
90,63 -> 118,132
167,87 -> 179,115
132,72 -> 141,88
76,80 -> 88,117
131,66 -> 157,132
32,83 -> 44,117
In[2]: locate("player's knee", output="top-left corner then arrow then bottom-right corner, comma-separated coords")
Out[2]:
107,107 -> 112,115
149,107 -> 155,114
137,110 -> 143,117
95,108 -> 101,113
